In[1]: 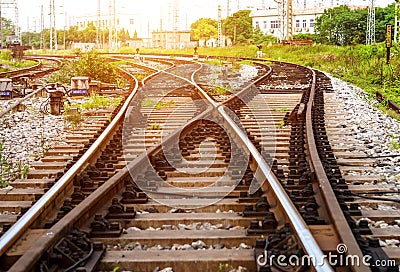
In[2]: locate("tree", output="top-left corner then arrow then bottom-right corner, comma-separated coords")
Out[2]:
223,10 -> 252,44
375,3 -> 396,42
190,18 -> 218,41
81,22 -> 97,43
21,32 -> 41,48
315,4 -> 396,45
118,28 -> 130,42
252,27 -> 277,44
315,6 -> 367,45
1,17 -> 16,45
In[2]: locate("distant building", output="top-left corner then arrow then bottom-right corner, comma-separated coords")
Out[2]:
198,36 -> 232,48
152,30 -> 196,49
250,5 -> 367,40
126,38 -> 152,49
250,7 -> 324,40
75,13 -> 147,38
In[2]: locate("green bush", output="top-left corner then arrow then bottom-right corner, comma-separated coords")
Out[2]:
48,50 -> 126,86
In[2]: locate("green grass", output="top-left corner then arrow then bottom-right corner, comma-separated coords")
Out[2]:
213,85 -> 230,95
141,98 -> 157,107
155,100 -> 175,110
149,121 -> 161,130
66,95 -> 123,111
389,134 -> 400,150
276,120 -> 286,129
273,107 -> 290,112
0,140 -> 29,188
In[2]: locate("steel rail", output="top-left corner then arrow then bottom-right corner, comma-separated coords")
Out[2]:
7,58 -> 212,271
190,59 -> 332,270
218,105 -> 333,271
8,106 -> 214,272
6,56 -> 332,271
305,69 -> 370,272
0,56 -> 190,265
0,67 -> 140,257
0,59 -> 42,78
0,57 -> 63,117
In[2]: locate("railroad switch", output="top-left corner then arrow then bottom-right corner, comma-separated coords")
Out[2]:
49,89 -> 64,115
255,224 -> 305,271
39,229 -> 105,271
0,78 -> 13,99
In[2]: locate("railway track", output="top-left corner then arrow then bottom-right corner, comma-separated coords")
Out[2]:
0,54 -> 399,272
0,57 -> 63,117
0,56 -> 61,82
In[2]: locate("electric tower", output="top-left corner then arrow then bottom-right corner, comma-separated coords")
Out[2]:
218,5 -> 222,47
366,0 -> 375,45
0,0 -> 20,46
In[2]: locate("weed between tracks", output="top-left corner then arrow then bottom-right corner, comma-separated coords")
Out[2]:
149,121 -> 161,130
273,107 -> 289,112
141,98 -> 176,110
0,140 -> 29,188
389,134 -> 400,150
63,95 -> 123,129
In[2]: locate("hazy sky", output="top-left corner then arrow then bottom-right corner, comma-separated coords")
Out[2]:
4,0 -> 396,34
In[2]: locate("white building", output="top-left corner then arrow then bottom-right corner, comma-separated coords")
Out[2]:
250,7 -> 324,40
250,4 -> 369,41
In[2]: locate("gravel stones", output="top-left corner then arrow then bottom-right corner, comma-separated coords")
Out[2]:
120,240 -> 252,251
328,75 -> 400,184
124,222 -> 244,232
0,97 -> 67,169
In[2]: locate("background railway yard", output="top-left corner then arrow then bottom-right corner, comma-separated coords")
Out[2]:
0,50 -> 399,272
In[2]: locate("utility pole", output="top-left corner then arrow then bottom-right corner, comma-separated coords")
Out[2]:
49,0 -> 53,50
14,0 -> 19,41
108,0 -> 117,51
40,5 -> 44,49
27,16 -> 30,46
172,0 -> 179,49
366,0 -> 375,45
273,0 -> 284,41
395,0 -> 399,43
0,5 -> 2,48
63,11 -> 67,49
217,5 -> 222,47
96,0 -> 100,47
113,0 -> 117,49
108,0 -> 112,50
53,0 -> 57,50
0,1 -> 20,45
286,0 -> 293,40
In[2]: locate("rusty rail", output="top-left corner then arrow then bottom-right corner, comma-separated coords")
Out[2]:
0,61 -> 140,258
305,69 -> 370,271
